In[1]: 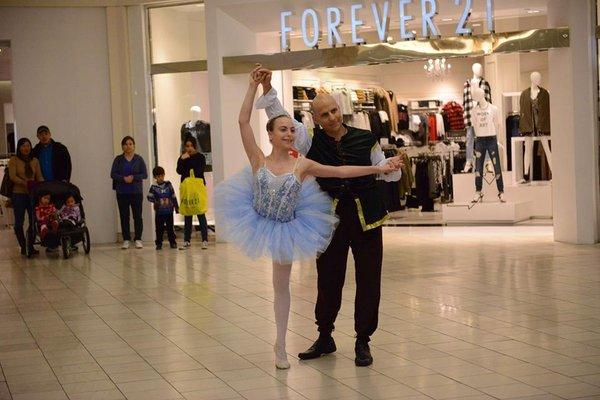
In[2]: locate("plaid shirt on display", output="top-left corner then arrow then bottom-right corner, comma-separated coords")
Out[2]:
463,78 -> 492,127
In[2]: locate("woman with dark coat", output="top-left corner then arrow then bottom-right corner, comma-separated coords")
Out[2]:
177,137 -> 208,250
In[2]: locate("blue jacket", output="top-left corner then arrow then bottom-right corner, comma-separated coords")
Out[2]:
110,154 -> 147,194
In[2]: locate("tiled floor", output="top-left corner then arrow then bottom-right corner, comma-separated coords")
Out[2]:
0,226 -> 599,400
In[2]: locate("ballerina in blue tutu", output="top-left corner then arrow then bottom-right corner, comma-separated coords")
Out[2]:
214,67 -> 398,369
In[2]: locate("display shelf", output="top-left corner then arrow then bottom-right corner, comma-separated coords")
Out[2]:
452,171 -> 552,218
442,201 -> 532,225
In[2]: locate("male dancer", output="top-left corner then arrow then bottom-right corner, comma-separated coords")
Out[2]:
256,69 -> 402,366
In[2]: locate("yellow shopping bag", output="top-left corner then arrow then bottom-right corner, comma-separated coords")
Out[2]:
179,170 -> 207,216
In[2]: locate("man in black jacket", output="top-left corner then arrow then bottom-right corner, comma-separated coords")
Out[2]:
32,125 -> 72,182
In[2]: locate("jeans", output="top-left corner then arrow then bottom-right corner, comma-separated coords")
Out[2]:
155,213 -> 176,246
184,214 -> 208,242
11,193 -> 33,251
466,126 -> 490,165
475,136 -> 504,193
116,193 -> 143,241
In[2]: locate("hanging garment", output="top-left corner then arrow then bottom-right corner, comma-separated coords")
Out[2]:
428,114 -> 438,142
369,111 -> 391,140
435,113 -> 445,138
397,104 -> 409,130
442,101 -> 466,131
505,114 -> 520,169
463,78 -> 492,127
398,151 -> 413,198
415,160 -> 435,212
300,111 -> 315,129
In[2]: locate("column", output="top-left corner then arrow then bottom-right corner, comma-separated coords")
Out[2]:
126,5 -> 155,242
547,0 -> 600,244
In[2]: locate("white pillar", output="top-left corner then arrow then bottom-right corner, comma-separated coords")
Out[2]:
547,0 -> 600,244
206,5 -> 261,184
106,6 -> 134,156
126,5 -> 155,242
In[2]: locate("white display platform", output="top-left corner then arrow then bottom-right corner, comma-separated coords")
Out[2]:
442,201 -> 532,225
511,136 -> 552,185
453,172 -> 552,218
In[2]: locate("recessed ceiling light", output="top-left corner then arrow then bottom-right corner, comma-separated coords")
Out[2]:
441,18 -> 453,22
526,9 -> 541,14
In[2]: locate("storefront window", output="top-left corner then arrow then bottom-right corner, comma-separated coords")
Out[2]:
148,3 -> 213,226
0,42 -> 14,156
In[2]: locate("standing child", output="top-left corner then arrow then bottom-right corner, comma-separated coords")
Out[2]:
36,191 -> 58,240
147,166 -> 178,250
214,67 -> 400,369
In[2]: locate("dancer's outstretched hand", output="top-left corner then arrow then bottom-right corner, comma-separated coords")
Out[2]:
386,156 -> 404,171
249,65 -> 262,86
377,162 -> 397,175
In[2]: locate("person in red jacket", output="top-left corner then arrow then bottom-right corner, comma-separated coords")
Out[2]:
35,191 -> 59,240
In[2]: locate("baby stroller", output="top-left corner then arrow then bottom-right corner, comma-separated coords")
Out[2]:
27,181 -> 91,259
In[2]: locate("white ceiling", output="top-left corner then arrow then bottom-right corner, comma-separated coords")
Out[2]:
220,0 -> 549,33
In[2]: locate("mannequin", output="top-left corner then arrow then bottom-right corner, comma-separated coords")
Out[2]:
470,87 -> 505,203
463,63 -> 493,173
519,71 -> 552,183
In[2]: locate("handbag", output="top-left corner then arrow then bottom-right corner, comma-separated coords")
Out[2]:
179,170 -> 207,216
0,167 -> 13,198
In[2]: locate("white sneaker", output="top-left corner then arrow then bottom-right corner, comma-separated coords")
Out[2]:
471,192 -> 483,203
498,193 -> 506,203
135,240 -> 143,249
462,161 -> 473,173
179,241 -> 190,250
121,240 -> 130,249
201,241 -> 208,250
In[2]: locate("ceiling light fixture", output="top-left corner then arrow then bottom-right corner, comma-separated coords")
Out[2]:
441,18 -> 453,22
424,58 -> 451,80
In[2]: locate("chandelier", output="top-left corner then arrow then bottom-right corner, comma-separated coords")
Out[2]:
424,58 -> 451,79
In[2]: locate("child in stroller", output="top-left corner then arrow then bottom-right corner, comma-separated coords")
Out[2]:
28,181 -> 91,259
35,191 -> 59,240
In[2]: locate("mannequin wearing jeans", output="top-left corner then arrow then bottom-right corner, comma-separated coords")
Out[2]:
463,63 -> 492,173
470,88 -> 506,203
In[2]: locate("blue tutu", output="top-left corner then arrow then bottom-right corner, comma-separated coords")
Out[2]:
214,166 -> 338,264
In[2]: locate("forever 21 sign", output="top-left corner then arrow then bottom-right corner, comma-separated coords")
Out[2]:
280,0 -> 494,50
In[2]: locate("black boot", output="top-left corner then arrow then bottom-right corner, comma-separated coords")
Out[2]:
298,335 -> 336,360
355,338 -> 373,367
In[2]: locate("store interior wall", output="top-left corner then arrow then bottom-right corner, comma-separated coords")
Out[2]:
149,4 -> 207,63
0,7 -> 116,243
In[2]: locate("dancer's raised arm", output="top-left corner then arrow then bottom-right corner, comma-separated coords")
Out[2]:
239,67 -> 265,172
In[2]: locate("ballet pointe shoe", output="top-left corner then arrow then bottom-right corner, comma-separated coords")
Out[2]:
274,343 -> 290,370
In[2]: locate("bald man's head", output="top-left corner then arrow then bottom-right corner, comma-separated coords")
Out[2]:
311,93 -> 343,134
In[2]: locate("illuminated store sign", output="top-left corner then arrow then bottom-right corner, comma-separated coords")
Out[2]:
280,0 -> 494,50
